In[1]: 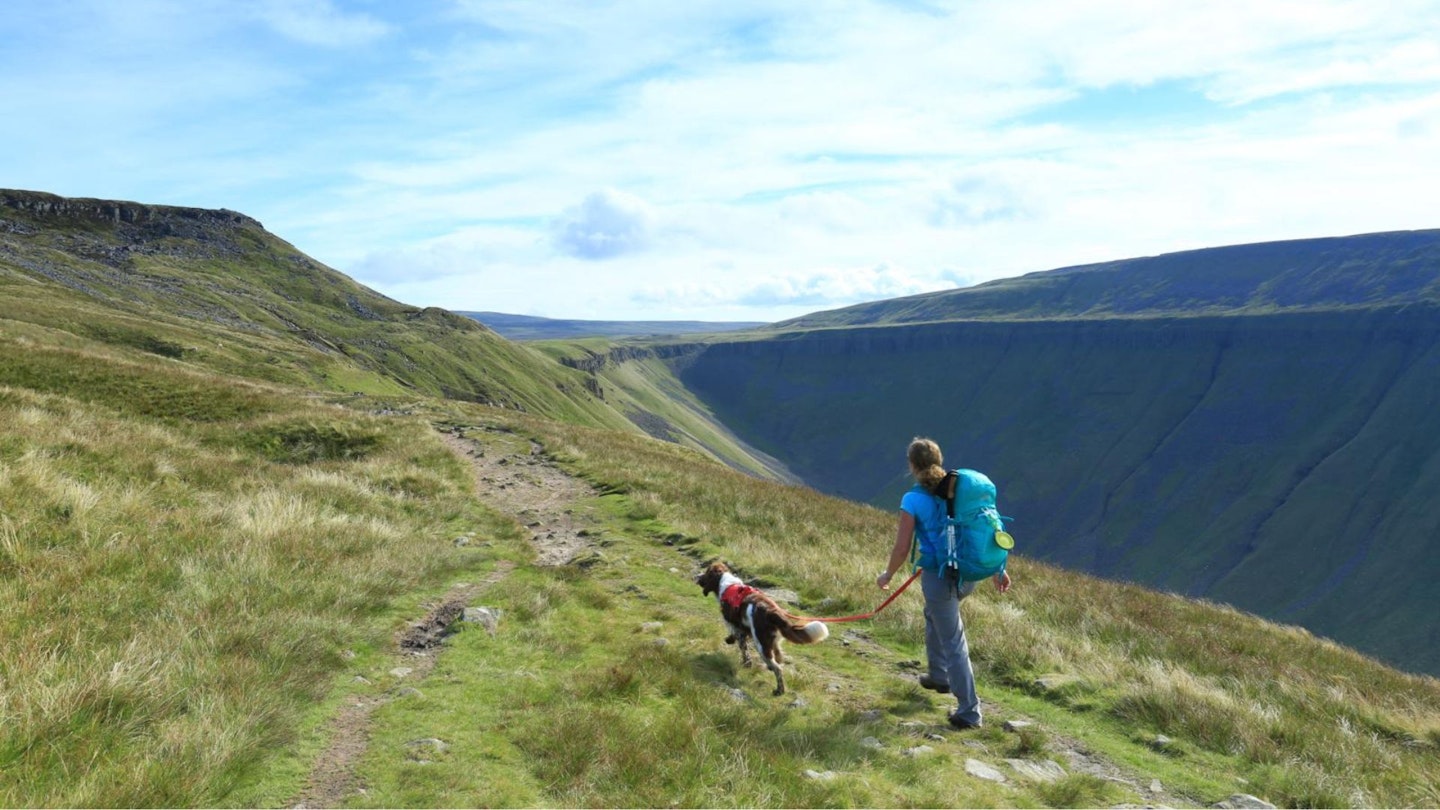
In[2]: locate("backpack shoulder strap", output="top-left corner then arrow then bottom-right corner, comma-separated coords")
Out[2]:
929,470 -> 959,518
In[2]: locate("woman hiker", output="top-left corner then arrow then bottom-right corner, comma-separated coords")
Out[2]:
876,436 -> 1011,729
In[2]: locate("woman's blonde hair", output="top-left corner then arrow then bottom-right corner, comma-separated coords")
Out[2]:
907,437 -> 947,490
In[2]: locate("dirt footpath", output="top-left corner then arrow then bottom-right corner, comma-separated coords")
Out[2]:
440,428 -> 600,566
289,427 -> 596,808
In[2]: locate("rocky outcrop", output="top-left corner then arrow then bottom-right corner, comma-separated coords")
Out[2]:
2,188 -> 260,230
556,342 -> 706,374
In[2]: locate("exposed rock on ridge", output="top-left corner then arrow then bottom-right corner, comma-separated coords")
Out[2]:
2,188 -> 260,230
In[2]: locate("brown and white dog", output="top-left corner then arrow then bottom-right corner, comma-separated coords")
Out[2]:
695,561 -> 829,696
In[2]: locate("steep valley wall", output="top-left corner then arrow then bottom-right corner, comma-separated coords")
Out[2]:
671,306 -> 1440,675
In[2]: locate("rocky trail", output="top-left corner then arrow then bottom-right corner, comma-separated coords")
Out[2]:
438,428 -> 601,567
289,427 -> 601,808
290,426 -> 1236,809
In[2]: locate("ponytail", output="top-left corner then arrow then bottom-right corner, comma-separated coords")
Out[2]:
907,437 -> 947,490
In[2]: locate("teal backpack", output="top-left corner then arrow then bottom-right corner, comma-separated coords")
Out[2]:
930,469 -> 1012,583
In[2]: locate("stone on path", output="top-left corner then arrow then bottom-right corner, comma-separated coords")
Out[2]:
463,606 -> 501,634
965,758 -> 1007,783
1004,758 -> 1066,782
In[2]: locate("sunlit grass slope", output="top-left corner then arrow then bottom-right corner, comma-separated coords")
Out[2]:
3,192 -> 1437,807
0,328 -> 537,806
0,189 -> 632,431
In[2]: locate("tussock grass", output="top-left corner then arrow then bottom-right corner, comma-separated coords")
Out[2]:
0,377 -> 515,807
1034,773 -> 1127,807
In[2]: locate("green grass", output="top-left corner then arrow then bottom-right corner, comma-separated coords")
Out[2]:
0,199 -> 636,431
561,346 -> 795,480
0,367 -> 519,806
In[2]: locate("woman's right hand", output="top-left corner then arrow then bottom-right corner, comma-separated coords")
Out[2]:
876,570 -> 894,590
994,570 -> 1012,593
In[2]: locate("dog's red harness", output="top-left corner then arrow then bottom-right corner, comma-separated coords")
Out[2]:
717,568 -> 921,624
719,581 -> 758,611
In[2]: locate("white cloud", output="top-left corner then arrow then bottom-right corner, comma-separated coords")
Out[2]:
549,189 -> 657,260
737,263 -> 946,307
929,175 -> 1034,228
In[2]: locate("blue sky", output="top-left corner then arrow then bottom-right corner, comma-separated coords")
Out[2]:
4,0 -> 1439,321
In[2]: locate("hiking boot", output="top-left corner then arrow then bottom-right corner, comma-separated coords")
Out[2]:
948,712 -> 982,730
918,675 -> 950,694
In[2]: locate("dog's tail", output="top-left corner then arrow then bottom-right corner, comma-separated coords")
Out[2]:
779,616 -> 830,644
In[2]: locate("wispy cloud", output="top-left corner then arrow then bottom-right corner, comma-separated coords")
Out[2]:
250,0 -> 391,48
4,0 -> 1439,321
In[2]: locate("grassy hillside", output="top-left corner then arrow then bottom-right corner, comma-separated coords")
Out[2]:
776,229 -> 1440,328
0,326 -> 519,805
0,189 -> 633,431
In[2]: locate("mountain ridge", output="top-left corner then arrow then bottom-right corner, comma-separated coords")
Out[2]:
776,228 -> 1440,328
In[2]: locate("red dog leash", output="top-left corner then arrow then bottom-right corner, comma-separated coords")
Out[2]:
803,569 -> 922,624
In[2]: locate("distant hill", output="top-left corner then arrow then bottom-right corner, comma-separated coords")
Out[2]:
461,311 -> 768,341
777,229 -> 1440,328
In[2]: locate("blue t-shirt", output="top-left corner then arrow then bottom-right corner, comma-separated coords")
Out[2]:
901,484 -> 947,570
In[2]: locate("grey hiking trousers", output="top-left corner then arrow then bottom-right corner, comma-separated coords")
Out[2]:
920,569 -> 981,725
